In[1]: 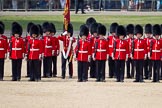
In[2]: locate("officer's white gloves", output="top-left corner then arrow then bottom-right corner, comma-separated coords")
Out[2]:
62,31 -> 68,36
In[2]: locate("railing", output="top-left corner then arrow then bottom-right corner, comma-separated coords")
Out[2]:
0,0 -> 161,11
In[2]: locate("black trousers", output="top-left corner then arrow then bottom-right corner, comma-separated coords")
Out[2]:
78,61 -> 88,81
160,61 -> 162,79
27,60 -> 30,77
29,60 -> 41,81
90,58 -> 96,78
144,57 -> 152,79
96,60 -> 106,81
52,56 -> 57,76
152,60 -> 160,82
75,0 -> 84,13
61,53 -> 73,78
43,56 -> 52,77
115,60 -> 125,81
126,58 -> 135,78
134,59 -> 144,82
0,59 -> 5,80
12,59 -> 22,80
108,56 -> 115,78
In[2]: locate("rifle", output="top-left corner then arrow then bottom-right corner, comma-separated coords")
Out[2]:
113,40 -> 116,57
131,38 -> 134,58
94,41 -> 98,58
9,38 -> 12,59
76,35 -> 80,58
150,40 -> 153,57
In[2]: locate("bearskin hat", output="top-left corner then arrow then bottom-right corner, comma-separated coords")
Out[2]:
110,22 -> 118,33
153,24 -> 161,36
116,25 -> 126,37
0,24 -> 4,34
27,22 -> 34,33
145,24 -> 152,34
126,24 -> 134,35
79,24 -> 89,37
50,23 -> 56,34
0,21 -> 5,34
135,24 -> 143,35
30,24 -> 40,37
67,23 -> 73,37
86,17 -> 97,29
97,24 -> 106,36
90,22 -> 98,34
12,22 -> 23,36
37,24 -> 43,36
42,21 -> 51,33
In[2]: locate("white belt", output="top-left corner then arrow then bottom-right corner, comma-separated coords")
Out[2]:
134,49 -> 144,51
116,49 -> 126,51
79,51 -> 88,53
12,48 -> 22,50
45,46 -> 52,48
109,45 -> 113,48
30,49 -> 39,51
152,50 -> 161,52
97,49 -> 106,52
0,48 -> 4,50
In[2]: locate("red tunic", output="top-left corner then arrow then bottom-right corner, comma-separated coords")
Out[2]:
149,39 -> 162,60
9,37 -> 25,59
93,38 -> 109,60
114,39 -> 129,60
27,38 -> 43,60
0,37 -> 7,58
58,35 -> 76,57
133,39 -> 147,60
108,35 -> 118,57
75,39 -> 91,62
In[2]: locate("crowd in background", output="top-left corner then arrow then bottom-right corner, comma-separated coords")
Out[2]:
0,0 -> 162,11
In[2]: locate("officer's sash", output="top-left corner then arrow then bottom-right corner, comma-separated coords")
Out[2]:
62,37 -> 73,59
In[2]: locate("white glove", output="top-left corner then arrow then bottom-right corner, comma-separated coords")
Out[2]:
39,54 -> 42,60
107,54 -> 109,60
148,52 -> 150,58
52,50 -> 55,56
5,53 -> 7,59
70,37 -> 73,41
62,31 -> 67,36
126,54 -> 128,61
7,52 -> 10,59
24,54 -> 28,60
88,55 -> 91,62
92,53 -> 95,60
144,54 -> 147,60
112,53 -> 114,60
57,50 -> 60,55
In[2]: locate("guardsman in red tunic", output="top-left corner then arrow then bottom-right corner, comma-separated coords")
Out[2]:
133,25 -> 147,82
50,23 -> 60,77
161,24 -> 162,80
113,25 -> 129,82
93,24 -> 109,82
148,24 -> 162,82
89,22 -> 99,78
0,22 -> 8,81
74,25 -> 91,82
58,23 -> 76,79
42,22 -> 53,78
144,24 -> 153,80
27,25 -> 43,81
86,17 -> 97,42
9,22 -> 25,81
107,22 -> 118,78
126,24 -> 135,78
25,22 -> 34,77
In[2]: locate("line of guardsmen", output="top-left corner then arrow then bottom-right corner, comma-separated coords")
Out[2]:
0,18 -> 162,82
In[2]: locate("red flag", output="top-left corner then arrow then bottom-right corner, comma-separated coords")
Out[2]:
63,0 -> 70,31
